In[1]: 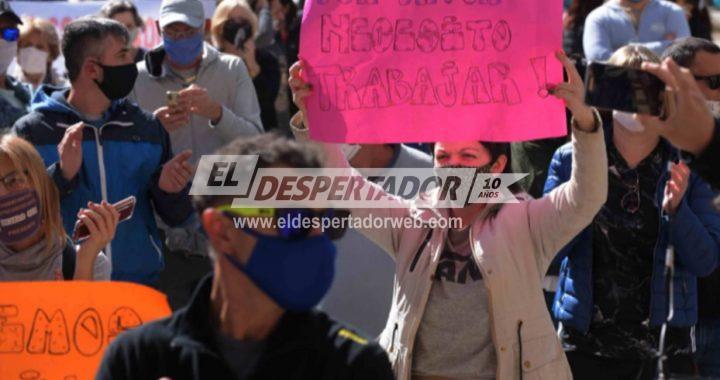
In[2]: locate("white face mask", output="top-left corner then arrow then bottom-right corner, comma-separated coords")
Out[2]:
17,46 -> 48,75
0,40 -> 17,75
613,110 -> 645,133
707,100 -> 720,118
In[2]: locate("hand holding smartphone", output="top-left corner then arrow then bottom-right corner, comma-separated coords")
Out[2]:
72,196 -> 136,242
584,61 -> 668,117
166,91 -> 180,109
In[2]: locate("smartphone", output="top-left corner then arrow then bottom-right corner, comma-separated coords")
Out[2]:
166,91 -> 179,108
222,19 -> 253,50
584,61 -> 666,116
71,196 -> 136,242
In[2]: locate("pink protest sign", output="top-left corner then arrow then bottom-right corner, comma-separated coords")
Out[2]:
299,0 -> 566,143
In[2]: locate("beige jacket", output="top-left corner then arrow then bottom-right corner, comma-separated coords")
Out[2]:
292,114 -> 607,380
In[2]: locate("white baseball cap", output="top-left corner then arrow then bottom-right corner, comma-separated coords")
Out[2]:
159,0 -> 204,30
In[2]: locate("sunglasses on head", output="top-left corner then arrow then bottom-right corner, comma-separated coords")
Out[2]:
0,27 -> 18,42
695,74 -> 720,90
217,206 -> 349,241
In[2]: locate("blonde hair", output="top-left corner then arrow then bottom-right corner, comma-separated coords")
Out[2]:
0,134 -> 65,254
19,17 -> 61,61
608,44 -> 661,69
210,0 -> 258,50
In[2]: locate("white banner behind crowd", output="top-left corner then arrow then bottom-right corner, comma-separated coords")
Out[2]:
11,1 -> 216,50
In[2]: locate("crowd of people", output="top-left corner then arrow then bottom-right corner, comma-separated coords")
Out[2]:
1,0 -> 720,379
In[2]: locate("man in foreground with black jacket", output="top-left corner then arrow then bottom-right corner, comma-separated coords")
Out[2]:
96,134 -> 394,380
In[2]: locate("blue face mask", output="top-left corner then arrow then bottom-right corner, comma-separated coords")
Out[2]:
223,228 -> 337,311
163,33 -> 204,66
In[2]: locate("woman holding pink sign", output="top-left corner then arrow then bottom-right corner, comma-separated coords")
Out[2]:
289,50 -> 608,380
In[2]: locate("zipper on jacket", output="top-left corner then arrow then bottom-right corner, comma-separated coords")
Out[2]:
409,229 -> 433,272
517,319 -> 524,380
91,126 -> 112,263
89,121 -> 133,264
389,323 -> 398,352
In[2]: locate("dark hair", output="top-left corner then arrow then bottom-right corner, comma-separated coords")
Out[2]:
99,0 -> 145,29
193,133 -> 323,213
278,0 -> 299,27
62,17 -> 129,82
564,0 -> 604,33
662,37 -> 720,68
430,141 -> 509,166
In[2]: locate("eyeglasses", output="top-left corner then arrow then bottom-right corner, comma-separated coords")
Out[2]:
620,171 -> 640,214
217,206 -> 349,240
1,27 -> 19,42
695,74 -> 720,90
0,170 -> 29,192
162,27 -> 200,41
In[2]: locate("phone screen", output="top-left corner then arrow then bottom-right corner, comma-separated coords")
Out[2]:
584,62 -> 666,116
166,91 -> 179,108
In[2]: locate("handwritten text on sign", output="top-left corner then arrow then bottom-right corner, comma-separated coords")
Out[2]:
300,0 -> 565,143
0,281 -> 171,380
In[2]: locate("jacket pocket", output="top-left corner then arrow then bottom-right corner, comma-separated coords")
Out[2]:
389,322 -> 398,352
513,317 -> 563,379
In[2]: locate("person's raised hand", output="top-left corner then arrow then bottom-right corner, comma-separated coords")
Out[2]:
58,122 -> 85,181
179,84 -> 223,123
549,50 -> 596,131
639,58 -> 715,155
76,201 -> 119,259
289,61 -> 312,115
663,161 -> 690,215
158,150 -> 194,193
154,106 -> 190,133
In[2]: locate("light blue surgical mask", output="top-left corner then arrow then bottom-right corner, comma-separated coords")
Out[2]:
163,33 -> 204,66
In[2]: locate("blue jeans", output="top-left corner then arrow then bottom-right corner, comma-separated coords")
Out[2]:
695,317 -> 720,378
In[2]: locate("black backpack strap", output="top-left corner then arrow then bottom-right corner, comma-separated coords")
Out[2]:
61,237 -> 76,280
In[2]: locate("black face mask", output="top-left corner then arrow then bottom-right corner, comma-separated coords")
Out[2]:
94,61 -> 138,100
442,162 -> 495,174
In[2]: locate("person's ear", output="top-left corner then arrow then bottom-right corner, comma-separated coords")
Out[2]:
85,58 -> 102,82
202,208 -> 236,254
492,155 -> 508,174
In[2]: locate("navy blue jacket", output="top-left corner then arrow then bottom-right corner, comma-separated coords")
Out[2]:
544,128 -> 720,331
12,86 -> 192,285
0,75 -> 31,129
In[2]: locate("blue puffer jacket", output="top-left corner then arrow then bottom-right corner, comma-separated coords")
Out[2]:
544,128 -> 720,331
12,86 -> 192,285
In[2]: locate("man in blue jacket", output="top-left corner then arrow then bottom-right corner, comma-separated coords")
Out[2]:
583,0 -> 690,61
544,46 -> 720,379
12,18 -> 194,286
0,0 -> 31,129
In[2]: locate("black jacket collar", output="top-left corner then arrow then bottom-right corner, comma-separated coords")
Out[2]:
167,275 -> 323,361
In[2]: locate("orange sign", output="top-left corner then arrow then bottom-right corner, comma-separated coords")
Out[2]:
0,281 -> 171,380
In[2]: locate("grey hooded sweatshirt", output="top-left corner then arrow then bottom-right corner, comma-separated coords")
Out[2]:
130,43 -> 264,163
